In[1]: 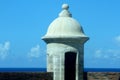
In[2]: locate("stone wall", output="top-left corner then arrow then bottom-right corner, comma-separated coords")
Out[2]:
0,72 -> 53,80
0,72 -> 120,80
88,72 -> 120,80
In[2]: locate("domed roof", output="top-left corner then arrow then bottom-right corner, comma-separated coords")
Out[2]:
42,4 -> 89,42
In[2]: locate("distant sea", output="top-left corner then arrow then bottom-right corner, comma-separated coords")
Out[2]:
0,68 -> 120,72
84,68 -> 120,72
0,68 -> 46,72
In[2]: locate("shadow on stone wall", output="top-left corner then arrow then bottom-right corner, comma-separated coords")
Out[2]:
0,72 -> 120,80
0,72 -> 53,80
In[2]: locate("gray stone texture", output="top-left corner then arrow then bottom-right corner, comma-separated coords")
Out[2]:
42,4 -> 89,80
0,72 -> 53,80
88,72 -> 120,80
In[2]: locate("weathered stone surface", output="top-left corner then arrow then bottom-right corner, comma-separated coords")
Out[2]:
0,72 -> 53,80
87,72 -> 120,80
42,3 -> 89,80
0,72 -> 120,80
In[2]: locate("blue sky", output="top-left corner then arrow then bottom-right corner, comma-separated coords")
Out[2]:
0,0 -> 120,68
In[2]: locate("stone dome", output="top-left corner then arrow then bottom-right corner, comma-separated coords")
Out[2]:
42,4 -> 89,42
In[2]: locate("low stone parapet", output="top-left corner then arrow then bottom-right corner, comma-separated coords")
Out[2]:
0,72 -> 53,80
87,72 -> 120,80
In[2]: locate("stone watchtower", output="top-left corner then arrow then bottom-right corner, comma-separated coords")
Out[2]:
42,4 -> 89,80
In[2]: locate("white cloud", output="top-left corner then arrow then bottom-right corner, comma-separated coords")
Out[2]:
28,45 -> 42,58
94,49 -> 102,58
115,35 -> 120,42
94,49 -> 120,60
0,41 -> 10,60
115,35 -> 120,45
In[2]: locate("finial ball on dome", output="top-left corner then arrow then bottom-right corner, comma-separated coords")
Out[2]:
62,4 -> 69,10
